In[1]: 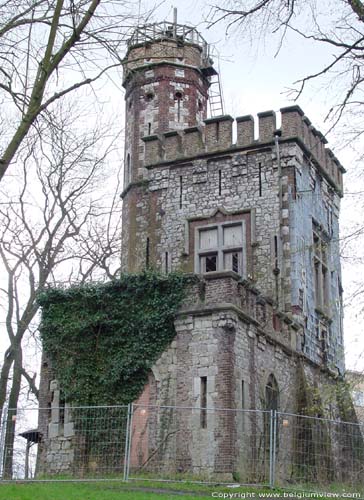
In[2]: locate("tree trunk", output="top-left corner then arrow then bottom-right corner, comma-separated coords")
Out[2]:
2,349 -> 22,479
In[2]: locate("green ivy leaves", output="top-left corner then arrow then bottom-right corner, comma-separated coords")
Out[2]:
38,271 -> 193,406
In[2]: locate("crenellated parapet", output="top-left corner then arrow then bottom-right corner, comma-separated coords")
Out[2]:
180,273 -> 301,354
142,107 -> 345,195
280,106 -> 345,192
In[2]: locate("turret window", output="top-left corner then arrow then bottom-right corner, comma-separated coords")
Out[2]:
195,222 -> 245,276
125,153 -> 131,185
175,91 -> 183,122
313,224 -> 330,311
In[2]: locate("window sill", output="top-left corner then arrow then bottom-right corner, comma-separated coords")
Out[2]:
199,270 -> 242,281
315,307 -> 332,322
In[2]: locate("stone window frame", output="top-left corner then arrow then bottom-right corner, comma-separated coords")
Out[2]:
194,219 -> 247,277
312,222 -> 330,313
187,209 -> 253,276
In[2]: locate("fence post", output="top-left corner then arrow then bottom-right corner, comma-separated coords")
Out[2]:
272,410 -> 277,488
123,403 -> 133,482
269,410 -> 278,488
123,404 -> 133,482
269,410 -> 274,488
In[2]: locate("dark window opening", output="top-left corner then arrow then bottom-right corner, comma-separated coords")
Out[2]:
232,252 -> 239,273
146,237 -> 150,268
177,99 -> 181,122
128,100 -> 132,110
265,374 -> 279,453
148,122 -> 151,135
258,163 -> 262,196
179,176 -> 183,208
59,397 -> 65,425
218,169 -> 222,195
266,375 -> 279,412
175,91 -> 183,100
165,251 -> 169,273
126,153 -> 131,184
198,99 -> 203,111
216,121 -> 220,141
241,380 -> 245,431
145,92 -> 154,102
200,376 -> 207,428
205,255 -> 217,272
293,169 -> 297,199
274,235 -> 279,270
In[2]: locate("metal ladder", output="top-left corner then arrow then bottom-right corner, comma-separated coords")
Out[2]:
208,72 -> 224,117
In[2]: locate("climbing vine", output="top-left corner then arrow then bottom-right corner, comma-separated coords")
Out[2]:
38,272 -> 193,406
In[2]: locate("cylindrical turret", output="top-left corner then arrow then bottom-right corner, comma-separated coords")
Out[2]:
122,21 -> 215,186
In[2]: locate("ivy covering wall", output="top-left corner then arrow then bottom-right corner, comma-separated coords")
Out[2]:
38,272 -> 193,406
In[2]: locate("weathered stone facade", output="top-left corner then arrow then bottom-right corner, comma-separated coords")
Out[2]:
37,21 -> 348,480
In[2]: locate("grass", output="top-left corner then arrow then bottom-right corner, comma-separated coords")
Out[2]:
0,482 -> 211,500
0,480 -> 361,500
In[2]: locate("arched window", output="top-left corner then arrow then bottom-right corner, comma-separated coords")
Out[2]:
265,374 -> 279,412
264,374 -> 279,454
174,91 -> 183,122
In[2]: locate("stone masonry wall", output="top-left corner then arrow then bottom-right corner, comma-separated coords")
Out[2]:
129,273 -> 322,479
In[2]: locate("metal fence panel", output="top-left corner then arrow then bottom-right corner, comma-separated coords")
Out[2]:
276,412 -> 364,494
0,405 -> 129,480
0,403 -> 363,498
128,404 -> 271,485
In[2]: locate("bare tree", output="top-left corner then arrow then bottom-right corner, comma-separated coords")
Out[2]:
0,0 -> 149,182
207,0 -> 364,136
0,106 -> 122,477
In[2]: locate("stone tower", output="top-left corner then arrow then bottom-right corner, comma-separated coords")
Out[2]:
121,21 -> 216,272
122,21 -> 213,185
37,18 -> 350,481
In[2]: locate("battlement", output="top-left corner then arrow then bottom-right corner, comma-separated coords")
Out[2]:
181,273 -> 300,353
142,106 -> 344,194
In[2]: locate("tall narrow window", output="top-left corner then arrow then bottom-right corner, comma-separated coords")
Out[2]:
258,163 -> 262,196
59,396 -> 65,425
274,235 -> 279,270
165,251 -> 169,273
313,226 -> 330,311
265,374 -> 279,452
179,176 -> 183,208
175,91 -> 183,122
218,169 -> 222,195
148,122 -> 151,135
241,380 -> 245,432
293,169 -> 297,199
216,121 -> 220,141
146,237 -> 150,268
200,377 -> 207,429
266,375 -> 279,412
126,153 -> 131,184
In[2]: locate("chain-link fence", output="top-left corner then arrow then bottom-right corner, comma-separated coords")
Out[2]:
0,404 -> 363,496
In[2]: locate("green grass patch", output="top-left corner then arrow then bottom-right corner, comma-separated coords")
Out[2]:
0,482 -> 211,500
0,480 -> 361,500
